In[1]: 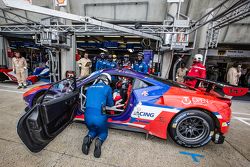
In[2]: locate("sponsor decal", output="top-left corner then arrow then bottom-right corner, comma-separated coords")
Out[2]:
182,97 -> 192,105
133,111 -> 155,118
142,91 -> 149,96
182,97 -> 209,105
192,97 -> 209,105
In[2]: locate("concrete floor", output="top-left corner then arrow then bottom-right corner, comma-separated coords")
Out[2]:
0,83 -> 250,167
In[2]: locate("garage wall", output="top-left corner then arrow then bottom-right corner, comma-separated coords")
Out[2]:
70,0 -> 168,22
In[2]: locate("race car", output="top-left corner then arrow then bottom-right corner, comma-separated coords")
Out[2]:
17,68 -> 248,153
0,68 -> 38,85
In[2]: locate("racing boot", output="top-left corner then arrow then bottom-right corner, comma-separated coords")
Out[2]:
82,135 -> 92,155
94,138 -> 103,158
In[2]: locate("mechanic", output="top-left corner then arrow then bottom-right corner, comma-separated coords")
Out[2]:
133,52 -> 149,74
185,54 -> 206,87
77,52 -> 92,77
12,51 -> 28,89
122,54 -> 132,69
82,73 -> 114,158
106,54 -> 118,69
95,53 -> 107,71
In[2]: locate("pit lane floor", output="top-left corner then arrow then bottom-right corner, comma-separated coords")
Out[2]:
0,83 -> 249,167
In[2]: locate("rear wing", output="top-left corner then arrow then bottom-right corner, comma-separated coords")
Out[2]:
184,76 -> 249,97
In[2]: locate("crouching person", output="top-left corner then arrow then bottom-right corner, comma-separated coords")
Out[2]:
82,73 -> 114,158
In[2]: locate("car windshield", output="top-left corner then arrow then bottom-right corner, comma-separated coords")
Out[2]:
148,75 -> 195,90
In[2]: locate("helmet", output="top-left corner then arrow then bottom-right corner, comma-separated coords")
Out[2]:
96,73 -> 112,85
112,54 -> 117,59
194,54 -> 203,62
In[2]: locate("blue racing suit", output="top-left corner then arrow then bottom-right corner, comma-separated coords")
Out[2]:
106,61 -> 117,69
96,59 -> 107,71
85,82 -> 114,141
133,61 -> 149,74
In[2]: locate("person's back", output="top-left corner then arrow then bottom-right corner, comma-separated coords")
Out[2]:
85,82 -> 113,117
83,73 -> 114,158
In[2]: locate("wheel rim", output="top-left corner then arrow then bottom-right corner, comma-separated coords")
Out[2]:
176,116 -> 210,143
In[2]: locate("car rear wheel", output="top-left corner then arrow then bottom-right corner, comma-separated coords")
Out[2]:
169,110 -> 214,148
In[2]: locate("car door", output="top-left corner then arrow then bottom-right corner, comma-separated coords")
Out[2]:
17,77 -> 79,153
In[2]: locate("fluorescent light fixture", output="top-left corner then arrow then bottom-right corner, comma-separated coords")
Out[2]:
107,46 -> 118,48
77,48 -> 86,51
126,41 -> 141,44
124,36 -> 141,38
128,49 -> 134,53
134,46 -> 142,48
104,36 -> 121,38
99,48 -> 108,52
26,47 -> 39,50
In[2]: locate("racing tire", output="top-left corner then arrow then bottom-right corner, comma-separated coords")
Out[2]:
169,110 -> 215,148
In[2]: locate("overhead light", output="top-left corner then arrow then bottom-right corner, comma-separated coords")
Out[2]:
126,41 -> 141,44
128,49 -> 134,53
77,48 -> 86,51
134,46 -> 142,49
26,47 -> 39,50
104,36 -> 121,38
99,48 -> 108,52
124,36 -> 141,38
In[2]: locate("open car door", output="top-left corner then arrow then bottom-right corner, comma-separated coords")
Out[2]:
17,78 -> 79,153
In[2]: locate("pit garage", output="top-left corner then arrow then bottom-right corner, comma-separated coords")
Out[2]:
0,0 -> 250,166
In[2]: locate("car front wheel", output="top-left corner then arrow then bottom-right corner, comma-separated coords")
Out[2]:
169,110 -> 215,148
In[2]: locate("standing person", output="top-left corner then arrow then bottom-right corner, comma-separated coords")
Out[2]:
82,73 -> 114,158
185,54 -> 206,87
12,51 -> 28,89
122,54 -> 132,69
133,52 -> 149,74
110,55 -> 118,69
176,62 -> 188,83
77,52 -> 92,77
96,53 -> 107,71
106,54 -> 113,69
227,63 -> 242,86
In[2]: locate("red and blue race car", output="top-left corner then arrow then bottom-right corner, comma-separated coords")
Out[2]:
17,68 -> 248,153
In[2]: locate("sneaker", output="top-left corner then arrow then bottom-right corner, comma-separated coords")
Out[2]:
17,86 -> 22,89
94,138 -> 103,158
23,85 -> 27,89
82,135 -> 92,155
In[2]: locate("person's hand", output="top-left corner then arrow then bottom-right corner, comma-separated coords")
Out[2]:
24,67 -> 27,70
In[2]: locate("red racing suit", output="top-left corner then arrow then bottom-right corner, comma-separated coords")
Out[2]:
185,62 -> 206,87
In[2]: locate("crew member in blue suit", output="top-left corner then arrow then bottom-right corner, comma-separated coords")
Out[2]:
133,52 -> 149,74
106,54 -> 118,69
95,53 -> 107,71
82,73 -> 114,158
